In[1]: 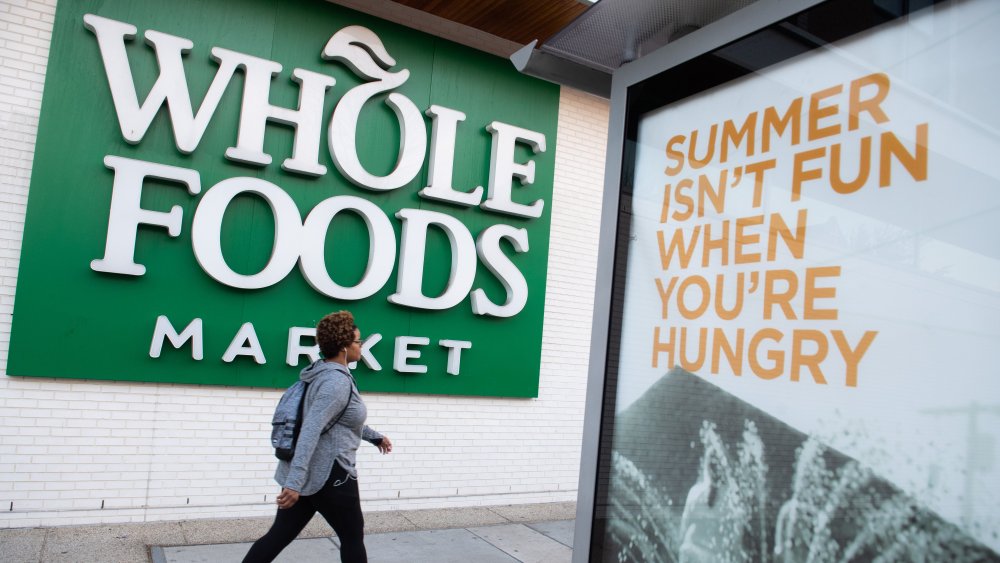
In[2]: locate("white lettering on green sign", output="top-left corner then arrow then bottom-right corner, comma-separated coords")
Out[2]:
84,13 -> 545,319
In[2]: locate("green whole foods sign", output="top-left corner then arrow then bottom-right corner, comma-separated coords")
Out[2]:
9,0 -> 559,396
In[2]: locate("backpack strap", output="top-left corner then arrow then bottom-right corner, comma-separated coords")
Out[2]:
290,380 -> 310,451
301,368 -> 355,435
321,386 -> 354,434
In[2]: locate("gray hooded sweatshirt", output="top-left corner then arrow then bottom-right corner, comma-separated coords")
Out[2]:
275,360 -> 383,496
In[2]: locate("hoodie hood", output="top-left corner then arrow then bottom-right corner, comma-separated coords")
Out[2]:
299,359 -> 350,383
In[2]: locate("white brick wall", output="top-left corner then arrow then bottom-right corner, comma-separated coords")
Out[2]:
0,0 -> 608,528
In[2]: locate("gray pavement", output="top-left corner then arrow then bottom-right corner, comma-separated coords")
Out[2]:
154,519 -> 573,563
0,502 -> 576,563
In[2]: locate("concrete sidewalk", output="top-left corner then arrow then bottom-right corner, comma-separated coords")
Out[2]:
154,518 -> 573,562
1,502 -> 576,563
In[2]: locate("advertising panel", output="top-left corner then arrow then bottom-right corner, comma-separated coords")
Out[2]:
599,0 -> 1000,560
9,0 -> 559,396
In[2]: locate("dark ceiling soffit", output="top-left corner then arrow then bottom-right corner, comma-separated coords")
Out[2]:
511,40 -> 612,98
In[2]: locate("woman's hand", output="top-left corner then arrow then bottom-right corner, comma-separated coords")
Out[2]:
377,435 -> 393,454
276,487 -> 300,509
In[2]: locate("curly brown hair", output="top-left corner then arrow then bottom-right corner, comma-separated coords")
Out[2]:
316,310 -> 358,359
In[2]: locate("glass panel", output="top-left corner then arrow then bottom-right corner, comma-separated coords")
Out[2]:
596,0 -> 1000,560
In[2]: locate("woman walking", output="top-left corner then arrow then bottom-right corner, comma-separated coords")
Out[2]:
244,310 -> 392,563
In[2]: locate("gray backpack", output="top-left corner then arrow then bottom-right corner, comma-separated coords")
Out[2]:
271,380 -> 349,461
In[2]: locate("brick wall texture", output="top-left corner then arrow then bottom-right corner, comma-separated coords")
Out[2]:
0,0 -> 609,527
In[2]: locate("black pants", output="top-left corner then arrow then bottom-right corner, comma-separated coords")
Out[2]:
243,463 -> 367,563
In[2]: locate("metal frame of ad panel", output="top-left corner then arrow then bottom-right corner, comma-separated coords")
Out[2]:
576,0 -> 1000,560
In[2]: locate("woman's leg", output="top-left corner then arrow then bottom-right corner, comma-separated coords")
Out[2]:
311,464 -> 367,563
242,499 -> 317,563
